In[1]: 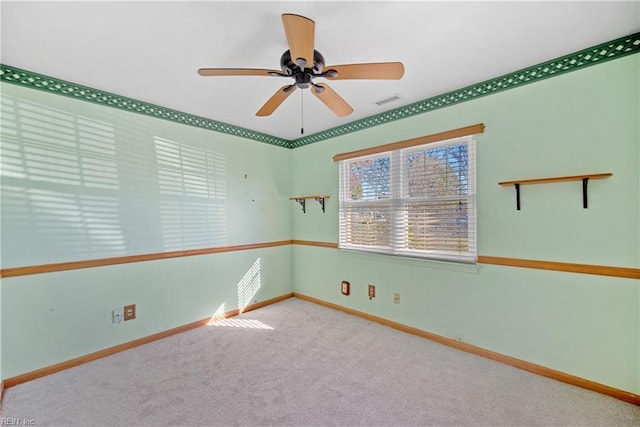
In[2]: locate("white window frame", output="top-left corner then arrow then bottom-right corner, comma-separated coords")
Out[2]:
338,135 -> 476,263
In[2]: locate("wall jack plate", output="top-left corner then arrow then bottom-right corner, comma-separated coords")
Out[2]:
341,281 -> 350,296
368,284 -> 376,299
124,304 -> 136,321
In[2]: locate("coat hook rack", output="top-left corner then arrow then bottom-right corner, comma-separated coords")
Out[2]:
290,195 -> 330,213
498,173 -> 612,210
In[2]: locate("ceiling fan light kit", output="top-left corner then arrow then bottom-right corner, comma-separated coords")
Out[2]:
198,13 -> 404,119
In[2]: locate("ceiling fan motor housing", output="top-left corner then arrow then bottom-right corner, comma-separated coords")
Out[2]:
280,49 -> 325,88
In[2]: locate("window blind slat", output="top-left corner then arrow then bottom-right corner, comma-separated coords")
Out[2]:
339,135 -> 476,262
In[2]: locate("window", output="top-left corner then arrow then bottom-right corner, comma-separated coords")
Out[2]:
338,134 -> 476,263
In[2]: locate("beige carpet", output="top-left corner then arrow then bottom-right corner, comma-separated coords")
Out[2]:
2,297 -> 639,426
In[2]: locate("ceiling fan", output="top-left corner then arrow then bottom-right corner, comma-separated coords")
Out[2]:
198,13 -> 405,118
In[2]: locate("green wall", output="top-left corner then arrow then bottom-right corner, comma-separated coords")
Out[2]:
0,280 -> 2,383
1,52 -> 638,396
0,82 -> 292,378
291,54 -> 640,394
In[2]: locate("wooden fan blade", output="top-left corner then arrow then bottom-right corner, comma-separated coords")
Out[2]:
281,14 -> 315,69
311,83 -> 353,117
256,85 -> 297,116
198,68 -> 285,77
324,62 -> 405,80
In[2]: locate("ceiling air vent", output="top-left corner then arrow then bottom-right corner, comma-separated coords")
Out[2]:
374,93 -> 403,106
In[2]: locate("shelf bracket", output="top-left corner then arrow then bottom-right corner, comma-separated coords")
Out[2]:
315,197 -> 326,213
290,195 -> 329,214
514,183 -> 521,211
582,177 -> 589,209
294,198 -> 306,213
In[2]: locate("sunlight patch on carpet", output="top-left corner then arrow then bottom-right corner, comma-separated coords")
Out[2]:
210,318 -> 273,329
207,303 -> 227,325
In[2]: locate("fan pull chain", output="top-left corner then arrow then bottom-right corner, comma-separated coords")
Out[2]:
300,89 -> 304,135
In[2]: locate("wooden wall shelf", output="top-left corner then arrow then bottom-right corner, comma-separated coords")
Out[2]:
290,195 -> 330,213
498,173 -> 612,210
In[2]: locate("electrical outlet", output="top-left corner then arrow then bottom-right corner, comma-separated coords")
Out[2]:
368,284 -> 376,299
341,280 -> 350,296
112,308 -> 123,324
124,304 -> 136,321
393,293 -> 400,304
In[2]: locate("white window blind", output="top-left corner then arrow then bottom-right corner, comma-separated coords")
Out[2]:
338,135 -> 476,262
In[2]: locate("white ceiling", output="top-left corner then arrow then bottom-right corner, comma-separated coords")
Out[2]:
2,1 -> 639,141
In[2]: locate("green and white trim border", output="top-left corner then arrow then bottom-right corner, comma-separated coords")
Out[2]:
290,31 -> 640,147
2,32 -> 639,149
0,64 -> 290,148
